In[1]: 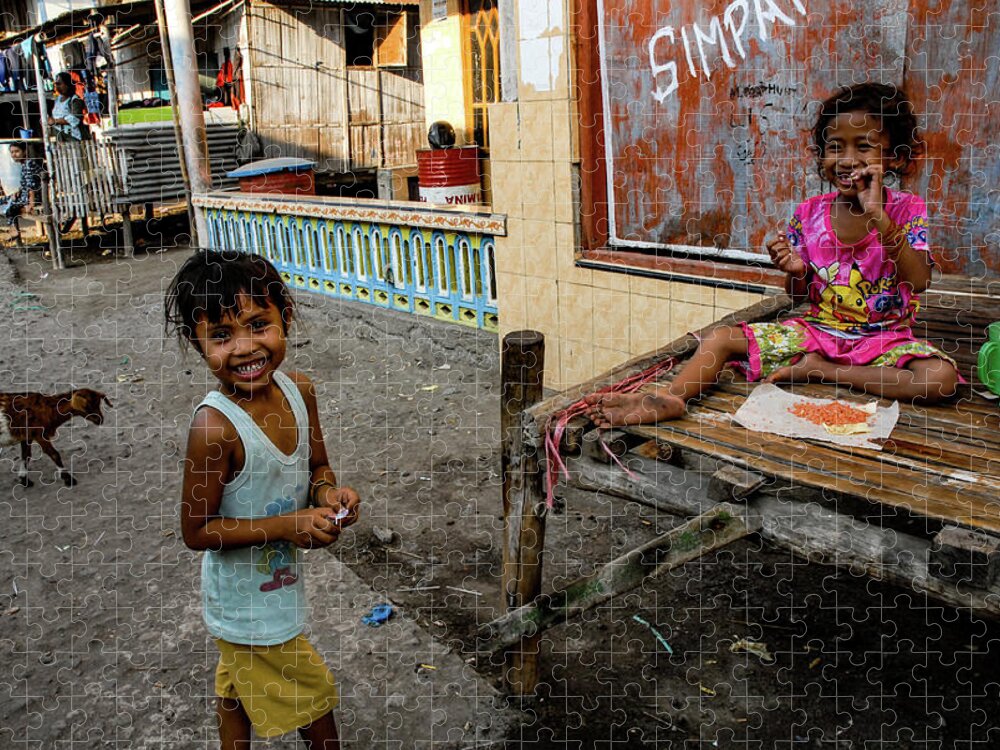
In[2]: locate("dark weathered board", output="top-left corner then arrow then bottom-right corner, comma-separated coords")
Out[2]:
563,457 -> 1000,617
597,0 -> 999,275
480,503 -> 760,651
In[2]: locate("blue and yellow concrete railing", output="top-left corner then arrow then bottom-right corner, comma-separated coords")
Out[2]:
193,193 -> 505,332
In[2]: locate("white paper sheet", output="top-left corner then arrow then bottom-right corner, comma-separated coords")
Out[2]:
732,384 -> 899,450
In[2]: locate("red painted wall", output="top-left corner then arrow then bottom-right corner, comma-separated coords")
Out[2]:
597,0 -> 997,276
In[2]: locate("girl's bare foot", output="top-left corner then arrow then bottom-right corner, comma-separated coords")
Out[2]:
764,352 -> 834,384
582,391 -> 686,427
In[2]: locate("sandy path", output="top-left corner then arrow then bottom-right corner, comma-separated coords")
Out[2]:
3,246 -> 999,748
0,247 -> 513,748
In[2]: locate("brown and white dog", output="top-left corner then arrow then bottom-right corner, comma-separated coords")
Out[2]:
0,388 -> 112,486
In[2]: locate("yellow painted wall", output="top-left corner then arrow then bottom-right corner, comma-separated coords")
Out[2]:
489,0 -> 764,390
419,0 -> 470,144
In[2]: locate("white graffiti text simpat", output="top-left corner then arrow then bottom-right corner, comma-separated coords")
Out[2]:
648,0 -> 807,102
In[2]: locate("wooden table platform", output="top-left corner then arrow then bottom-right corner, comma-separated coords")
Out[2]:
633,372 -> 1000,533
526,276 -> 1000,618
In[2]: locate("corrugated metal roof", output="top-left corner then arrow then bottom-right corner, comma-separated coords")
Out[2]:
2,0 -> 228,46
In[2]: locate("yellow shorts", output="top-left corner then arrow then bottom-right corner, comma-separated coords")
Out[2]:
214,634 -> 339,738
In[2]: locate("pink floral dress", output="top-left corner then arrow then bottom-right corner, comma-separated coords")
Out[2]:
738,189 -> 958,381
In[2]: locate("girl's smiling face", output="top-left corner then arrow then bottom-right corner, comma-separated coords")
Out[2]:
820,110 -> 900,198
192,294 -> 289,396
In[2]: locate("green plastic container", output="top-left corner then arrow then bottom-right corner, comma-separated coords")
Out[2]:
977,322 -> 1000,395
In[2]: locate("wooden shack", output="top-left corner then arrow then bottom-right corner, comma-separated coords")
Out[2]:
246,0 -> 425,191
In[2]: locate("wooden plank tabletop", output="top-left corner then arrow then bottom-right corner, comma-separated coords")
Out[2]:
630,283 -> 1000,532
625,365 -> 1000,534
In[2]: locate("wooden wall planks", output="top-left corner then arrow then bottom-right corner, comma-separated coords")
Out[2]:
249,1 -> 424,172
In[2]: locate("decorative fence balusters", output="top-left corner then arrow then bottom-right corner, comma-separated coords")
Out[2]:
201,204 -> 500,332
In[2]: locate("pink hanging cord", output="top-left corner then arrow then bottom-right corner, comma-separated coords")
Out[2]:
542,357 -> 678,507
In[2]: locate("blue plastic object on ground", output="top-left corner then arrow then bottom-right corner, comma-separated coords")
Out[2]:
361,603 -> 394,627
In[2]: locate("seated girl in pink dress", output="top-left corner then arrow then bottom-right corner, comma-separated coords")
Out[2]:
585,82 -> 960,428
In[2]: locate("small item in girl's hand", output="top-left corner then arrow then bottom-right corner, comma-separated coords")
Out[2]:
788,399 -> 876,434
327,507 -> 350,524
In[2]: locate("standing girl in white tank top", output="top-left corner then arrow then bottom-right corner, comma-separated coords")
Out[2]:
166,250 -> 360,749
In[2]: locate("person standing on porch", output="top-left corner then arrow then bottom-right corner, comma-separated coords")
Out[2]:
48,72 -> 86,142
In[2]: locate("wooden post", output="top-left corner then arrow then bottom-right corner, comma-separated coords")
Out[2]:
154,0 -> 197,240
500,330 -> 546,696
340,9 -> 351,171
17,89 -> 31,130
120,203 -> 135,256
29,35 -> 64,271
164,0 -> 212,246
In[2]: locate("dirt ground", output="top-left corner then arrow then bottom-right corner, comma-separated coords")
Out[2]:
1,242 -> 998,748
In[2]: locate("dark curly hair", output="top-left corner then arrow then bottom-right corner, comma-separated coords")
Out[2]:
164,249 -> 295,350
812,83 -> 923,177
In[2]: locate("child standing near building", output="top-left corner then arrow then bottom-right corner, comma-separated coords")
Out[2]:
586,83 -> 960,427
166,250 -> 359,749
1,142 -> 43,225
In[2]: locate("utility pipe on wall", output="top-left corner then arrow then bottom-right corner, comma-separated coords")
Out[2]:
163,0 -> 211,246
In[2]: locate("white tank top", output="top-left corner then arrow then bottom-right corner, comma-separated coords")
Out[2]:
195,370 -> 312,645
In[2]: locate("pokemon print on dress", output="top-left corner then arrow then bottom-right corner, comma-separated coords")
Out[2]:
790,188 -> 929,333
737,189 -> 957,382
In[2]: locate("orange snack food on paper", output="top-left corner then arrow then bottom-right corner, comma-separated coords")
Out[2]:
789,400 -> 872,427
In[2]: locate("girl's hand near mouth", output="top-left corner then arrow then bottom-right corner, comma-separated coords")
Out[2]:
851,163 -> 887,224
